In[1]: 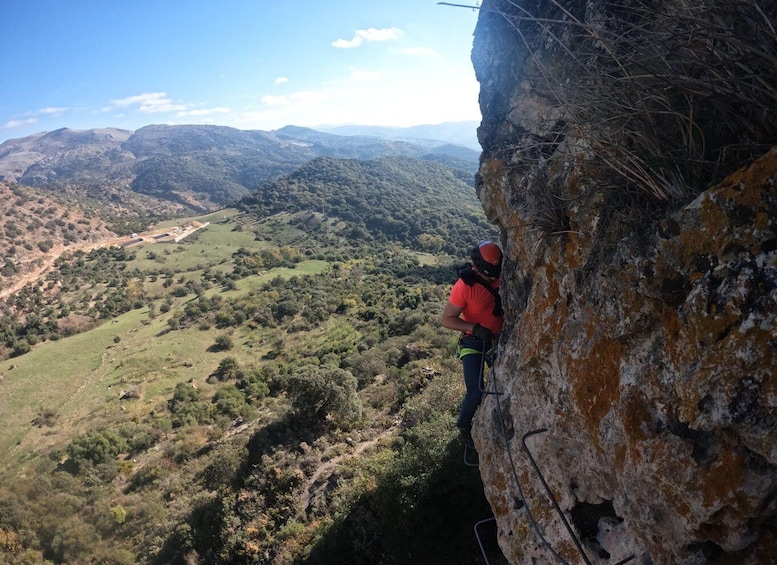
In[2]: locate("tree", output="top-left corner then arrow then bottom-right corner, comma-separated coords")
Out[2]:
66,430 -> 127,468
273,298 -> 300,321
286,365 -> 362,429
417,233 -> 444,253
49,516 -> 100,564
212,384 -> 255,420
110,505 -> 127,525
237,370 -> 270,402
169,382 -> 199,410
167,382 -> 213,427
213,334 -> 234,351
211,356 -> 242,381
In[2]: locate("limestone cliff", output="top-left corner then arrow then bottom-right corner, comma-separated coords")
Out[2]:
470,1 -> 777,563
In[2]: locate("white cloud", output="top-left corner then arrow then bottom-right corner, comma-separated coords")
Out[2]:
229,65 -> 479,132
274,77 -> 289,85
1,118 -> 38,130
176,107 -> 231,117
38,106 -> 69,115
402,47 -> 440,57
359,27 -> 403,41
332,37 -> 362,49
1,106 -> 69,131
261,91 -> 326,109
349,68 -> 381,82
110,92 -> 187,114
332,27 -> 403,48
348,67 -> 381,82
261,95 -> 291,107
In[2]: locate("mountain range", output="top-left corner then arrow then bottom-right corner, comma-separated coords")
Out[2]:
0,123 -> 481,217
317,120 -> 480,151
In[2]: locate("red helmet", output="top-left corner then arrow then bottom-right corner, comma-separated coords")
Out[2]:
471,240 -> 502,277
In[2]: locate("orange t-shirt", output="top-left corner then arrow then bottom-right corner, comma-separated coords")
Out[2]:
448,278 -> 503,335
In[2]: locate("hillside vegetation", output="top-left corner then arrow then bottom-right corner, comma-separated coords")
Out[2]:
0,181 -> 117,296
0,124 -> 480,220
238,155 -> 492,255
0,155 -> 503,564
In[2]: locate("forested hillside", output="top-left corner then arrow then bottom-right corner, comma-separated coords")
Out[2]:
0,181 -> 117,298
238,156 -> 494,254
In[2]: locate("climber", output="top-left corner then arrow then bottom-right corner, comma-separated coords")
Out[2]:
441,240 -> 503,447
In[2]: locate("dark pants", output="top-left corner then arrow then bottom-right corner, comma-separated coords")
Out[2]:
457,335 -> 488,430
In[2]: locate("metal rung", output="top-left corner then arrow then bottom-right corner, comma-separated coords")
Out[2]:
479,378 -> 503,395
474,517 -> 497,565
464,442 -> 479,467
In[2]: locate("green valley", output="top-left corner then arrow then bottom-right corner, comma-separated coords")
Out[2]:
0,153 -> 502,564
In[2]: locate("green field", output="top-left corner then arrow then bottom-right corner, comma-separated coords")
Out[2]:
0,211 -> 333,480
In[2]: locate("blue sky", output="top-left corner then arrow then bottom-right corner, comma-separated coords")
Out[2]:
0,0 -> 482,142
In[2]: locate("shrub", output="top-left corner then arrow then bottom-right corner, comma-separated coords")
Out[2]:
212,384 -> 254,420
237,370 -> 270,402
10,341 -> 30,357
168,383 -> 213,427
32,406 -> 59,428
67,430 -> 127,469
212,334 -> 234,351
128,462 -> 170,491
48,516 -> 100,564
201,445 -> 247,490
211,356 -> 242,381
109,504 -> 127,525
273,298 -> 300,321
286,365 -> 362,429
346,349 -> 389,387
169,382 -> 199,408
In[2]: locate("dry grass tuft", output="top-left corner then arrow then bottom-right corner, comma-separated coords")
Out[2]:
487,0 -> 777,205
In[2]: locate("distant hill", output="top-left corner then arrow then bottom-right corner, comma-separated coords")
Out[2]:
0,181 -> 117,295
237,155 -> 495,254
0,123 -> 480,219
319,121 -> 482,151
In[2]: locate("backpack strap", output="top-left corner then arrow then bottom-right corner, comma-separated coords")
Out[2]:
457,264 -> 504,317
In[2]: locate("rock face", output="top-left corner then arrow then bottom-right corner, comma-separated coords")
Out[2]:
470,1 -> 777,563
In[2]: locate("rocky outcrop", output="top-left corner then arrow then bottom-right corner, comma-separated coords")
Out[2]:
471,1 -> 777,563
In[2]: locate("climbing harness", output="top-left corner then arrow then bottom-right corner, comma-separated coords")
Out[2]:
456,334 -> 501,395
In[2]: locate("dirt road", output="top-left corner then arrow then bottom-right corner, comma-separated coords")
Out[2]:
0,222 -> 207,300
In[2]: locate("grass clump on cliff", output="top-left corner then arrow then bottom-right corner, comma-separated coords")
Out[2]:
483,0 -> 777,203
